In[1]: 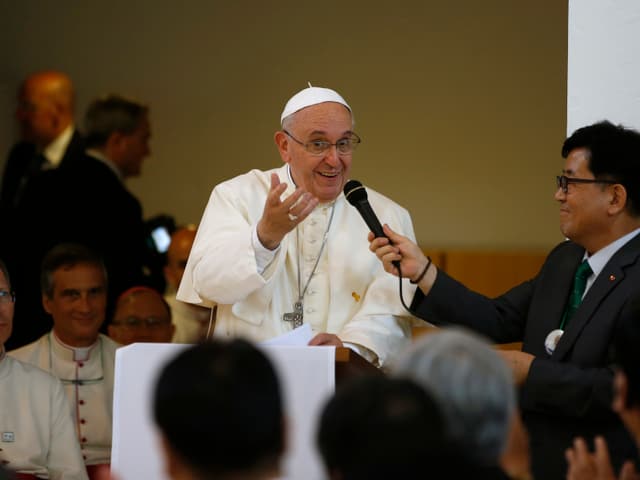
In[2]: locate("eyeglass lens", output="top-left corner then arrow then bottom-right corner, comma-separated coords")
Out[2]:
0,290 -> 15,303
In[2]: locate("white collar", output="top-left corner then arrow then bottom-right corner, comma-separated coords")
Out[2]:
51,331 -> 99,362
582,228 -> 640,297
43,124 -> 74,167
585,227 -> 640,278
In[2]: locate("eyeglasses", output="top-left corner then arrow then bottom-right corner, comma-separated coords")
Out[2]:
111,316 -> 171,329
0,290 -> 15,304
283,130 -> 361,155
556,175 -> 617,194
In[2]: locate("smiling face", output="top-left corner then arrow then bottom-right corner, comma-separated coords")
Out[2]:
43,262 -> 107,347
554,147 -> 616,253
275,102 -> 354,203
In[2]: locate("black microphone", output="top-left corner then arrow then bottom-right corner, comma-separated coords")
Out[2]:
343,180 -> 386,238
344,179 -> 412,314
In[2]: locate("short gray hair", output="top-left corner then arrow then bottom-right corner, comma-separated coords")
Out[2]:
40,243 -> 107,298
392,327 -> 516,465
84,94 -> 148,148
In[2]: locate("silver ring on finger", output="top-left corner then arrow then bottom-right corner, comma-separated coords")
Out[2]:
288,213 -> 298,222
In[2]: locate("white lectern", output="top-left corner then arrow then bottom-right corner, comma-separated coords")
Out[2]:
111,343 -> 335,480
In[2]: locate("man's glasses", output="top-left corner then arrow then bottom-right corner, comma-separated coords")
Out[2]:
0,290 -> 15,304
556,175 -> 617,194
283,130 -> 361,156
111,316 -> 171,329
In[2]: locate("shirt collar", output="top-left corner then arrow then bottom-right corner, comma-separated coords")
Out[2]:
286,163 -> 294,185
585,227 -> 640,280
51,330 -> 99,361
43,124 -> 74,167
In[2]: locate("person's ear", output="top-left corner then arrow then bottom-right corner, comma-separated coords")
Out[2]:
105,130 -> 128,153
42,294 -> 53,315
608,183 -> 628,215
274,130 -> 291,164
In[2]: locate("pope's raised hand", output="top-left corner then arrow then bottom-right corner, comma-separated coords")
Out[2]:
257,173 -> 319,250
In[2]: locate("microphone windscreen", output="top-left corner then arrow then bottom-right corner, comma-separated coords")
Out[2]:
343,180 -> 367,204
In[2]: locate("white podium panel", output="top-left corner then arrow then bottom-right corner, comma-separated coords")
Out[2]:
111,343 -> 335,480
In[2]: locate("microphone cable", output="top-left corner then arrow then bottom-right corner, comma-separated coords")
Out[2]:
395,257 -> 432,317
396,263 -> 416,316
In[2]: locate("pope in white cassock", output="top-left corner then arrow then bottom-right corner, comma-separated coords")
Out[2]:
177,86 -> 418,367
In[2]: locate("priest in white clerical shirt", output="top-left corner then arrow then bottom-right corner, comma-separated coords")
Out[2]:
9,244 -> 119,475
0,258 -> 88,479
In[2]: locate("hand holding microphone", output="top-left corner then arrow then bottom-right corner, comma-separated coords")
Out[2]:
344,180 -> 431,285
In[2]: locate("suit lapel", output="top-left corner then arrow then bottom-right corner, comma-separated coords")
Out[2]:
525,245 -> 582,354
59,130 -> 85,167
553,234 -> 640,359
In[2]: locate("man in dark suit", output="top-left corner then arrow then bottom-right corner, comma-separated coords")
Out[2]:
66,94 -> 152,301
1,71 -> 86,349
0,70 -> 84,209
369,121 -> 640,479
566,292 -> 640,479
7,94 -> 153,349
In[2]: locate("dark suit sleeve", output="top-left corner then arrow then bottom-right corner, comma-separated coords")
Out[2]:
411,241 -> 623,420
522,357 -> 614,418
411,270 -> 532,343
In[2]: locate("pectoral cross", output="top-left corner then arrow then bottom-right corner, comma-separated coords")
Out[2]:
283,301 -> 304,328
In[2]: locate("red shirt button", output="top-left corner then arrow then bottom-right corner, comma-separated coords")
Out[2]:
79,400 -> 85,405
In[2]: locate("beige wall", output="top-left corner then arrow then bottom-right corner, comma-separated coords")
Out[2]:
0,0 -> 568,250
